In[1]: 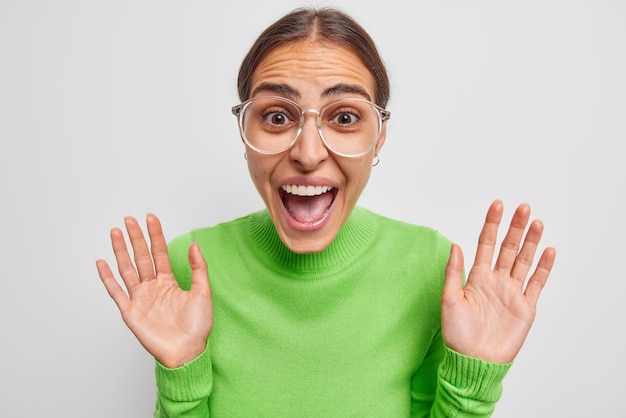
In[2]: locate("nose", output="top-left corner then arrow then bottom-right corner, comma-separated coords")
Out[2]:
288,110 -> 329,171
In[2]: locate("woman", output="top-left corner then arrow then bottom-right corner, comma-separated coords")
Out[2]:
96,7 -> 556,417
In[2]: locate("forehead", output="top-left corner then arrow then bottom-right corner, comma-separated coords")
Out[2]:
249,40 -> 376,102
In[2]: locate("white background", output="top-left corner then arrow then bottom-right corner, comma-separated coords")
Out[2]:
1,0 -> 624,416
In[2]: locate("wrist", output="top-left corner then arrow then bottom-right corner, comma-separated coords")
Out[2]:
157,339 -> 207,369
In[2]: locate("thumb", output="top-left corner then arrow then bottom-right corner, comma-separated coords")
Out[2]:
443,243 -> 465,301
188,242 -> 210,294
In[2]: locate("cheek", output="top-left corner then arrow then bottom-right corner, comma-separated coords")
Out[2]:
346,160 -> 373,186
246,160 -> 261,187
247,157 -> 275,187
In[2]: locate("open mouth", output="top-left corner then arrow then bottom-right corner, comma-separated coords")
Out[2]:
279,184 -> 337,225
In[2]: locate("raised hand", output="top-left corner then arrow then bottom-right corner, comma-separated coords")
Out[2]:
441,200 -> 556,363
96,214 -> 213,368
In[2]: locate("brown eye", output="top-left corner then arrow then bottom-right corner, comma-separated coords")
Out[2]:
334,112 -> 358,125
267,112 -> 290,125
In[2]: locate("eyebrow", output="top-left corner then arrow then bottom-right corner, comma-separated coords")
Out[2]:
250,83 -> 372,102
322,84 -> 372,101
251,83 -> 300,101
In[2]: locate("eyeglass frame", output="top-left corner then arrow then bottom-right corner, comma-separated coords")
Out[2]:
231,96 -> 391,158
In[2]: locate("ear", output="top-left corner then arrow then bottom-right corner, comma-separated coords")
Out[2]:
374,122 -> 388,155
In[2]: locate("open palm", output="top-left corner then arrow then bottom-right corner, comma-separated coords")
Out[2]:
96,214 -> 213,368
441,200 -> 556,363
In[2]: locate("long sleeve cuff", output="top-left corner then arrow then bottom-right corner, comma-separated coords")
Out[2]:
155,343 -> 213,402
439,347 -> 512,405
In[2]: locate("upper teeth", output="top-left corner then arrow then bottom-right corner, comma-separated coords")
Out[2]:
281,184 -> 333,196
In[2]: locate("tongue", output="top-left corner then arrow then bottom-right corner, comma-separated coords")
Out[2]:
284,193 -> 333,223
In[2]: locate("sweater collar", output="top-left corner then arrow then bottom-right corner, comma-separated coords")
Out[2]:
248,206 -> 377,271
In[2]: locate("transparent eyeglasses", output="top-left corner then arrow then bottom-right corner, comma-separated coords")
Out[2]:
231,96 -> 391,157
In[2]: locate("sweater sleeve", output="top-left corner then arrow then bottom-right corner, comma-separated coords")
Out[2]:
411,332 -> 511,418
152,232 -> 213,417
154,344 -> 213,417
431,347 -> 512,417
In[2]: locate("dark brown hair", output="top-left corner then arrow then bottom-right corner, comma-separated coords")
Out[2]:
237,7 -> 390,108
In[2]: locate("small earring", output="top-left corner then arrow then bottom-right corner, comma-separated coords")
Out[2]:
244,152 -> 247,160
372,154 -> 380,167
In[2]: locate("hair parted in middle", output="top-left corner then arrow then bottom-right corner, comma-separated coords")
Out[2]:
237,7 -> 390,108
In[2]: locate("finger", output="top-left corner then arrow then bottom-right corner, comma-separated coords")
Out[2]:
96,259 -> 130,312
524,247 -> 556,305
146,213 -> 172,277
110,227 -> 140,289
124,216 -> 156,281
473,200 -> 504,267
510,219 -> 543,284
442,243 -> 465,304
188,242 -> 211,295
493,203 -> 531,274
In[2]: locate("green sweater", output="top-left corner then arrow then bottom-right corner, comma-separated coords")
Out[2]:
155,207 -> 511,417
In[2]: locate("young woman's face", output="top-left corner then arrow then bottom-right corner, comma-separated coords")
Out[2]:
245,40 -> 387,253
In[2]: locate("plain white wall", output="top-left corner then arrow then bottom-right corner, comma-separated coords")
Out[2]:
1,0 -> 624,416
